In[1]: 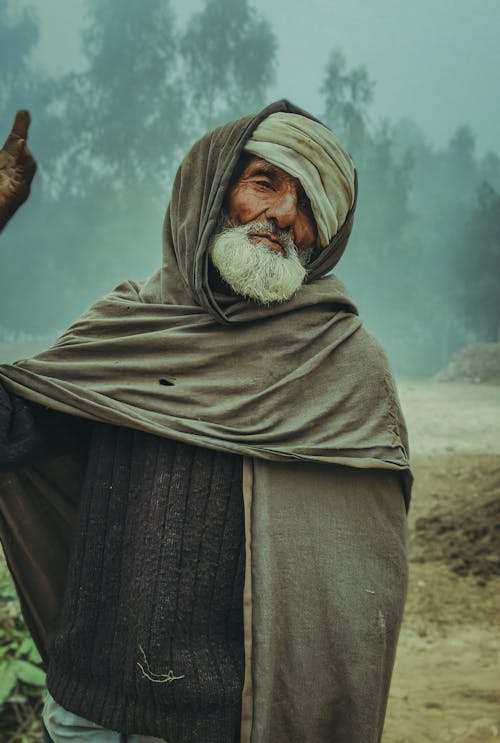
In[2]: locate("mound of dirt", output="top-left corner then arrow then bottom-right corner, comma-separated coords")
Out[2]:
435,343 -> 500,383
414,497 -> 500,583
410,456 -> 500,584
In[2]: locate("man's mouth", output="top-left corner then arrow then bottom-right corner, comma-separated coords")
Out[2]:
248,232 -> 286,257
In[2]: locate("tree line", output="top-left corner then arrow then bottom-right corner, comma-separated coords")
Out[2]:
1,0 -> 499,375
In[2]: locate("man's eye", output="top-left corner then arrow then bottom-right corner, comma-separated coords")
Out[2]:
255,180 -> 273,189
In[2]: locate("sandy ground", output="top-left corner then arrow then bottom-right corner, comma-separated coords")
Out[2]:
384,381 -> 500,743
1,343 -> 499,741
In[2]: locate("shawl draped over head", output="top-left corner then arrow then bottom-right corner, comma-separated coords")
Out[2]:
0,99 -> 411,743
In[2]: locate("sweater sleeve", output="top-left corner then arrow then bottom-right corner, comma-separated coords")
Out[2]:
0,383 -> 91,470
0,382 -> 42,468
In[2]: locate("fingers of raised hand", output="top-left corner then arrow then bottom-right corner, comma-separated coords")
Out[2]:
0,111 -> 37,181
2,110 -> 32,157
12,110 -> 31,138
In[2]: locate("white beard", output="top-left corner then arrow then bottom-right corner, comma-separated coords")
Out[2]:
209,220 -> 309,304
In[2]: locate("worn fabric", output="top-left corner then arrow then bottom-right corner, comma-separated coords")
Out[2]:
0,286 -> 408,470
244,112 -> 355,246
241,458 -> 408,743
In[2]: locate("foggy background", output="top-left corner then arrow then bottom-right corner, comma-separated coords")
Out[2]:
1,0 -> 499,375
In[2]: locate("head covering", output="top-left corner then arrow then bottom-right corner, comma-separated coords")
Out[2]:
244,112 -> 355,247
145,100 -> 358,323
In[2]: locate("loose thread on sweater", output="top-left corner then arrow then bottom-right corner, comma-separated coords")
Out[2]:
137,644 -> 185,683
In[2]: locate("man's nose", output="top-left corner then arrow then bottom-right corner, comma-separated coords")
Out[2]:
265,190 -> 298,229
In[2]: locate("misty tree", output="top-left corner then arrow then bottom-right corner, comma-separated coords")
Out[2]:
479,151 -> 500,194
445,126 -> 478,189
320,48 -> 375,156
320,50 -> 499,373
319,50 -> 423,369
392,123 -> 491,366
180,0 -> 277,132
0,1 -> 38,113
56,0 -> 185,194
456,182 -> 500,342
0,2 -> 57,185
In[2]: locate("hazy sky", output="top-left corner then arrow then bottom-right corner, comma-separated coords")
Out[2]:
11,0 -> 500,156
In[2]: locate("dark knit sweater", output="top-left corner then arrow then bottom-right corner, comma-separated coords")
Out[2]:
0,386 -> 245,743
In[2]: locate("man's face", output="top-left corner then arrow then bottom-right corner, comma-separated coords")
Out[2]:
209,156 -> 318,304
226,156 -> 317,257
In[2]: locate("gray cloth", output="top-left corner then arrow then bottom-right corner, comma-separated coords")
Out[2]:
244,460 -> 407,743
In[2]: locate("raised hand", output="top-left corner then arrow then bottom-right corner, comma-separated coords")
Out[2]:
0,110 -> 37,233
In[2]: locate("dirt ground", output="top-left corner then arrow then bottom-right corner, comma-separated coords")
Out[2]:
383,380 -> 500,743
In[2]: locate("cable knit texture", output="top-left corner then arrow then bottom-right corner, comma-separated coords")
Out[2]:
44,423 -> 245,743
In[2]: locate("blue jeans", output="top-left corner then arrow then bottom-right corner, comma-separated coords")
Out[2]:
42,693 -> 165,743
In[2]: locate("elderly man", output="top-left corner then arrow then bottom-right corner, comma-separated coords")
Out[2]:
0,101 -> 410,743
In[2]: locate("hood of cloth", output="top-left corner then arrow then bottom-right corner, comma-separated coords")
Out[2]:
139,99 -> 358,324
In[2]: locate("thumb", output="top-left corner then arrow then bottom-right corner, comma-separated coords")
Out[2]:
3,110 -> 32,156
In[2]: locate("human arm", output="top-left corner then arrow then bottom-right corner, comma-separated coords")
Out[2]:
0,383 -> 43,468
0,383 -> 92,471
0,110 -> 37,233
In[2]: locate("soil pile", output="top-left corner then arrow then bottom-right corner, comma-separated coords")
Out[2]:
412,463 -> 500,583
435,343 -> 500,383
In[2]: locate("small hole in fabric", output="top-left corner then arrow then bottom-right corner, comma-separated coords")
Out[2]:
159,378 -> 175,386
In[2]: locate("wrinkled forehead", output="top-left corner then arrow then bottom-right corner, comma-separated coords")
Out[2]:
229,154 -> 305,192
